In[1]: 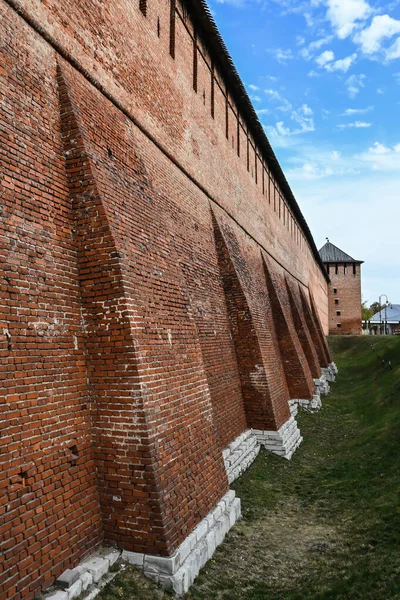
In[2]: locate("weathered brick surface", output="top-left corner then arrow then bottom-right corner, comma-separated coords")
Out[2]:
262,258 -> 315,401
0,0 -> 332,597
212,212 -> 290,432
285,279 -> 321,379
0,13 -> 103,600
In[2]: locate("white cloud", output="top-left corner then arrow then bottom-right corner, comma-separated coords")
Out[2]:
315,50 -> 357,73
257,108 -> 271,116
309,35 -> 334,52
264,89 -> 293,111
298,162 -> 334,179
300,47 -> 311,60
265,89 -> 282,101
357,142 -> 400,170
386,37 -> 400,61
214,0 -> 247,6
316,50 -> 335,66
326,53 -> 357,72
356,15 -> 400,55
337,121 -> 372,128
368,142 -> 391,154
377,87 -> 385,94
248,84 -> 260,91
266,104 -> 315,141
326,0 -> 372,39
291,104 -> 315,133
284,145 -> 356,182
346,73 -> 366,97
342,106 -> 373,115
276,122 -> 292,136
270,48 -> 294,64
299,35 -> 334,60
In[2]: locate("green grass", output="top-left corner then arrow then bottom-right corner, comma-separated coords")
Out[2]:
96,336 -> 400,600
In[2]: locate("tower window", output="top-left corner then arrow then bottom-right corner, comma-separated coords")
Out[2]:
335,299 -> 339,305
139,0 -> 147,16
336,310 -> 341,316
344,264 -> 348,275
333,288 -> 337,294
192,33 -> 198,92
337,323 -> 342,328
353,264 -> 357,275
335,264 -> 338,275
169,0 -> 176,58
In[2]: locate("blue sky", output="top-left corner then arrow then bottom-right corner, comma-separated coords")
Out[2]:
208,0 -> 400,306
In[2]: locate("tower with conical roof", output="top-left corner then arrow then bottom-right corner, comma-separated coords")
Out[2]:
319,239 -> 364,335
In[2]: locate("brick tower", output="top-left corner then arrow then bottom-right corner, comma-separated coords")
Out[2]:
319,240 -> 364,335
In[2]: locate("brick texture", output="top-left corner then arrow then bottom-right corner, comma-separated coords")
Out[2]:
0,0 -> 332,597
262,257 -> 315,401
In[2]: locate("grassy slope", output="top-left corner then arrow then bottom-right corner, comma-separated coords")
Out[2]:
96,336 -> 400,600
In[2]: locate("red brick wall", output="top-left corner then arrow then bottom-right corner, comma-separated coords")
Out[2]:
57,61 -> 228,559
0,15 -> 103,600
0,0 -> 331,597
325,263 -> 362,335
0,0 -> 329,330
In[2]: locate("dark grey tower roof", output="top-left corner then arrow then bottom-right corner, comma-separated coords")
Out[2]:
319,240 -> 363,264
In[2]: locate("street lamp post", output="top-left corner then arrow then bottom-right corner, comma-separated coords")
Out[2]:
379,294 -> 389,335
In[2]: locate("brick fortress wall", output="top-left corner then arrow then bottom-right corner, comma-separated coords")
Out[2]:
0,0 -> 333,597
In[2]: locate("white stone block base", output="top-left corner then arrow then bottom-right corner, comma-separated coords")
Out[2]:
323,362 -> 338,381
43,548 -> 121,600
314,373 -> 330,396
290,394 -> 322,414
122,490 -> 241,596
222,429 -> 260,483
222,413 -> 305,479
289,399 -> 299,417
254,416 -> 303,461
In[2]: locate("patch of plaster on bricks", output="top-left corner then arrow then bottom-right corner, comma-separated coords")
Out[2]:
249,364 -> 267,391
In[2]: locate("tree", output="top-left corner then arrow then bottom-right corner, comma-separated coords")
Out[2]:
370,302 -> 384,316
362,301 -> 374,322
